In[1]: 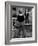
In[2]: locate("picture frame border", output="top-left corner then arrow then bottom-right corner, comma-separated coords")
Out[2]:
5,1 -> 37,44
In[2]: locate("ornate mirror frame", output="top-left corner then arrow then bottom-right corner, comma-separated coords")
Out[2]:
5,1 -> 37,44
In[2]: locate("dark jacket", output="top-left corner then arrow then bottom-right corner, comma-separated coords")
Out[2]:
17,15 -> 24,22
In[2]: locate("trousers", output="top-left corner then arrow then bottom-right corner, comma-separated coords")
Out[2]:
13,21 -> 26,38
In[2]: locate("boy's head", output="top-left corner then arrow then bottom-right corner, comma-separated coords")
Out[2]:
16,8 -> 25,16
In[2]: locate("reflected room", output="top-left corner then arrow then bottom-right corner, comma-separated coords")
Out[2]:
10,6 -> 33,39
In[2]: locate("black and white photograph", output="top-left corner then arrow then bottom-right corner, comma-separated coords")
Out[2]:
5,2 -> 37,44
10,6 -> 32,38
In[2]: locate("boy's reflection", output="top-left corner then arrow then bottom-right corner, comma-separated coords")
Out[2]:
13,8 -> 26,38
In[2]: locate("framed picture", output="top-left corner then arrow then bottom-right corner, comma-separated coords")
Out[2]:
5,1 -> 37,44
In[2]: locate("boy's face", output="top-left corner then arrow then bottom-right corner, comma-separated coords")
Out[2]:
16,8 -> 25,16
